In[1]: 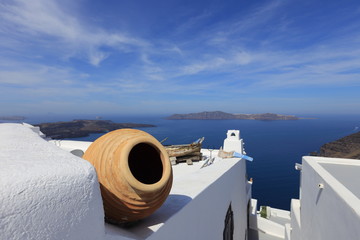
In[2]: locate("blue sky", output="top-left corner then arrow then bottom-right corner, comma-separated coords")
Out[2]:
1,0 -> 360,116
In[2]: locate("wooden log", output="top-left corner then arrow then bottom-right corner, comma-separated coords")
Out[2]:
176,154 -> 202,163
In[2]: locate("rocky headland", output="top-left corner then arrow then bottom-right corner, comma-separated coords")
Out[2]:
167,111 -> 298,120
36,120 -> 155,139
312,131 -> 360,159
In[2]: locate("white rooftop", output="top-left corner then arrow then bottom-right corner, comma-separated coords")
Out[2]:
1,123 -> 249,240
305,156 -> 360,212
105,149 -> 242,239
319,161 -> 360,199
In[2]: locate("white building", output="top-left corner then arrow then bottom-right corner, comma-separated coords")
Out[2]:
289,156 -> 360,240
0,123 -> 359,240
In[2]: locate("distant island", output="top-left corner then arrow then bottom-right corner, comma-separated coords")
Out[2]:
0,116 -> 26,121
36,120 -> 155,139
311,131 -> 360,159
167,111 -> 299,120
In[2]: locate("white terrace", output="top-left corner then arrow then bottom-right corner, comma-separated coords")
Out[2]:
1,123 -> 359,240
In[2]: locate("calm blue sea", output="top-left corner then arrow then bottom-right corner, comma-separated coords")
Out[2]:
19,114 -> 360,210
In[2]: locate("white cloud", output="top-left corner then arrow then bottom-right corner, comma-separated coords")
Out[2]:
180,51 -> 252,76
0,62 -> 80,86
0,0 -> 149,66
1,0 -> 75,37
202,1 -> 285,48
230,1 -> 283,35
173,10 -> 213,36
88,50 -> 109,67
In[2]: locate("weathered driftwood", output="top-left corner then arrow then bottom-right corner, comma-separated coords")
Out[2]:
164,137 -> 204,157
165,144 -> 201,157
164,137 -> 204,164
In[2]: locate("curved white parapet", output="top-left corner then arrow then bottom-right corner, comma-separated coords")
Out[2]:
0,123 -> 105,240
49,140 -> 93,157
49,139 -> 93,152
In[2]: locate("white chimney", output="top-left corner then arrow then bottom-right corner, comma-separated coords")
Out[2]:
223,130 -> 244,154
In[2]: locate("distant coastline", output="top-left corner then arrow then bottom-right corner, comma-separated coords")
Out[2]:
36,120 -> 155,139
167,111 -> 299,120
0,116 -> 26,121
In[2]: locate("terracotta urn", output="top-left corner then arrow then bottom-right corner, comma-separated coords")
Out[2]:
83,129 -> 173,223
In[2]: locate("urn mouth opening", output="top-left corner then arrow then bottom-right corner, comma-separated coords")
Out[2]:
128,143 -> 163,184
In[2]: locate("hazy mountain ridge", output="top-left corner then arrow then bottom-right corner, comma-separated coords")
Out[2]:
0,116 -> 26,121
36,120 -> 155,139
167,111 -> 299,120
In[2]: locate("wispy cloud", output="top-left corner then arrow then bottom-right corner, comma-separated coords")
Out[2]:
0,0 -> 148,66
0,60 -> 81,86
225,1 -> 284,37
0,0 -> 359,115
179,51 -> 252,75
173,10 -> 213,36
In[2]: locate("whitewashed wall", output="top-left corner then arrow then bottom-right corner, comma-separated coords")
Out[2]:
147,158 -> 250,240
299,157 -> 360,240
0,124 -> 105,240
290,199 -> 301,240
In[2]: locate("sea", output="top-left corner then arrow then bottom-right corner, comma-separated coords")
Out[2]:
11,113 -> 360,210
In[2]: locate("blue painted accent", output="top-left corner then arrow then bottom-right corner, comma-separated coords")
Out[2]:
233,152 -> 253,162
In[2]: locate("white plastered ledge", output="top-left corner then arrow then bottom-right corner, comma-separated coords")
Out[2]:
0,123 -> 105,240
